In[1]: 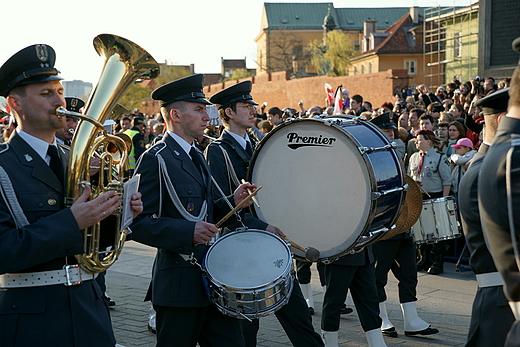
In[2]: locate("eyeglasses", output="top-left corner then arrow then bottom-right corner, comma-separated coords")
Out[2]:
237,105 -> 258,111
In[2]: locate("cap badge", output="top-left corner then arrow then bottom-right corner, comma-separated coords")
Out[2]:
34,45 -> 49,63
70,98 -> 78,108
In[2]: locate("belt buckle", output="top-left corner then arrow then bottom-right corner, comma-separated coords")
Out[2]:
64,264 -> 82,286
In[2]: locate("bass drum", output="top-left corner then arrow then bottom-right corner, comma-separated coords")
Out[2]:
248,117 -> 406,262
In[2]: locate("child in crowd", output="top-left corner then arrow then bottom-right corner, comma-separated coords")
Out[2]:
449,137 -> 477,194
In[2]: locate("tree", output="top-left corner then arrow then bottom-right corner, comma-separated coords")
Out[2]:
221,68 -> 253,82
309,31 -> 354,76
257,29 -> 307,75
119,64 -> 192,111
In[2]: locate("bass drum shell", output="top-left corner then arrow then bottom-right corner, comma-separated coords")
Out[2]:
247,117 -> 405,261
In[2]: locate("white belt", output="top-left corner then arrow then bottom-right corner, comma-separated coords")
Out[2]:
476,272 -> 504,288
0,265 -> 97,288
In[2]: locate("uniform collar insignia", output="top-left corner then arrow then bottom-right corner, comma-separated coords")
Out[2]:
174,150 -> 180,156
24,154 -> 33,162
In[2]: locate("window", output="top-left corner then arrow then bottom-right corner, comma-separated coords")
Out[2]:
369,62 -> 373,73
454,32 -> 462,57
354,66 -> 358,75
354,41 -> 360,51
361,64 -> 365,74
404,60 -> 416,75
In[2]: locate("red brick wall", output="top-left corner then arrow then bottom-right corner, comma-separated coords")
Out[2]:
204,69 -> 410,112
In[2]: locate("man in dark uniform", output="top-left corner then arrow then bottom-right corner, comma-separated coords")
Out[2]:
321,246 -> 387,347
459,88 -> 515,346
205,81 -> 324,347
479,39 -> 520,347
129,74 -> 256,347
0,44 -> 143,346
370,113 -> 439,339
55,97 -> 83,146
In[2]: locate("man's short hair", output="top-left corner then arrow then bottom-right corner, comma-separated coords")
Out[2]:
419,114 -> 434,124
268,107 -> 282,116
351,95 -> 363,104
410,108 -> 425,118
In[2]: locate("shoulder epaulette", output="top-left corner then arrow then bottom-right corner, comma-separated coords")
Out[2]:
0,143 -> 9,154
57,142 -> 70,151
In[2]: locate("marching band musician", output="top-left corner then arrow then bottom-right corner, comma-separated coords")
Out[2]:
408,129 -> 452,275
0,44 -> 143,346
458,88 -> 515,346
55,97 -> 82,146
370,113 -> 439,339
205,81 -> 324,347
479,39 -> 520,346
129,74 -> 256,347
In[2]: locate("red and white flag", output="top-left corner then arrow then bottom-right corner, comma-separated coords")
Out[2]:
324,83 -> 334,106
333,85 -> 343,115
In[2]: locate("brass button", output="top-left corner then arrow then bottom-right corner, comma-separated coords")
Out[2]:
48,199 -> 57,206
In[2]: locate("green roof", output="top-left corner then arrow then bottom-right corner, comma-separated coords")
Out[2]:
263,3 -> 429,31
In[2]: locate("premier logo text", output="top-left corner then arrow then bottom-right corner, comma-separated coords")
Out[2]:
286,132 -> 336,149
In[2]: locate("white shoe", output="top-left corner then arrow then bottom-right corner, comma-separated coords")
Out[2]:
379,301 -> 394,330
148,305 -> 156,334
400,301 -> 429,332
321,330 -> 339,347
300,283 -> 315,311
365,328 -> 388,347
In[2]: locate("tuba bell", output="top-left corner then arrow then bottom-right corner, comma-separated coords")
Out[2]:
56,34 -> 159,273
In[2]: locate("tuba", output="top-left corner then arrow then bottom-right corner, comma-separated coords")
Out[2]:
56,34 -> 159,273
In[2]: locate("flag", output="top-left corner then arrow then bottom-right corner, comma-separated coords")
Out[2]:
324,83 -> 334,106
333,85 -> 343,115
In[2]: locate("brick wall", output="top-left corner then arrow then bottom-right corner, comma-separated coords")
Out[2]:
204,69 -> 410,112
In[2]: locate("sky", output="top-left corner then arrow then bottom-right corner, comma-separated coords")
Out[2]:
1,0 -> 472,85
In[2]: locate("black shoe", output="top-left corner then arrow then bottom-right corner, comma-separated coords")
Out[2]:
427,265 -> 443,275
405,327 -> 439,336
340,304 -> 353,314
104,293 -> 116,307
308,307 -> 314,315
148,324 -> 156,334
382,327 -> 398,338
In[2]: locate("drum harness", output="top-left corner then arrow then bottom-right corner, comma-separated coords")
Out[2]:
153,144 -> 247,268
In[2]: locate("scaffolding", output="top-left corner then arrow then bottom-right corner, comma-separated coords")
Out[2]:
423,3 -> 479,89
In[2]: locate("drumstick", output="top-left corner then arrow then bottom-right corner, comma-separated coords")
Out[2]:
215,187 -> 262,228
417,184 -> 431,198
279,235 -> 320,262
241,179 -> 260,208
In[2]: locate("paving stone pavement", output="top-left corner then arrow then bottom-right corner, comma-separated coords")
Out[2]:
106,241 -> 475,347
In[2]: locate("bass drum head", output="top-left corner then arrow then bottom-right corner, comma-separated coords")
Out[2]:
248,119 -> 373,260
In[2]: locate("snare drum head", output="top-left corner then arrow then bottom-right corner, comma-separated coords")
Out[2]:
248,119 -> 373,260
205,230 -> 291,289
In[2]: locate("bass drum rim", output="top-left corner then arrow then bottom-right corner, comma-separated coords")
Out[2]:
247,117 -> 404,261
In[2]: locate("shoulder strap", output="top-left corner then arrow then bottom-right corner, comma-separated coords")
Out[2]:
0,166 -> 30,229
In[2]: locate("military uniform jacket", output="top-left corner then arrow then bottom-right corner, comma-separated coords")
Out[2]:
408,147 -> 451,194
0,132 -> 115,347
130,133 -> 238,308
459,143 -> 514,346
479,116 -> 520,301
459,145 -> 497,275
205,130 -> 268,231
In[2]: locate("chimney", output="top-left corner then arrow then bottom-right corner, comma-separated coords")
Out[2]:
363,19 -> 377,53
410,6 -> 419,24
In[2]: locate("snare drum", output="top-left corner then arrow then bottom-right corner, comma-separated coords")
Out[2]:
411,197 -> 460,244
247,117 -> 406,261
203,229 -> 293,319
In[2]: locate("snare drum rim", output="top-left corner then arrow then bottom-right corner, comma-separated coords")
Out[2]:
203,229 -> 293,290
